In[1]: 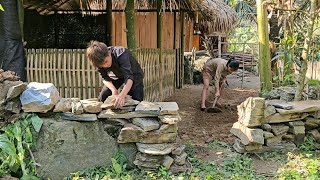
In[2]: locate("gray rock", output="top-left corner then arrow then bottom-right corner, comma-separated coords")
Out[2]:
261,124 -> 272,131
0,81 -> 23,100
294,133 -> 305,146
288,126 -> 305,135
169,162 -> 191,174
233,138 -> 246,153
5,98 -> 21,114
264,104 -> 276,118
265,135 -> 282,146
266,99 -> 293,110
98,109 -> 158,119
245,144 -> 263,152
6,82 -> 27,100
276,100 -> 320,115
133,152 -> 164,170
288,121 -> 304,127
173,152 -> 187,165
154,102 -> 179,115
132,117 -> 160,131
72,102 -> 83,115
283,134 -> 295,142
135,101 -> 160,115
309,129 -> 320,142
80,99 -> 102,113
61,112 -> 97,121
118,143 -> 137,169
230,122 -> 264,145
237,97 -> 265,127
263,131 -> 275,139
259,142 -> 297,153
33,118 -> 118,180
101,95 -> 140,109
53,98 -> 80,112
162,155 -> 174,169
117,123 -> 177,144
172,145 -> 186,155
264,113 -> 308,124
271,125 -> 289,136
136,143 -> 174,155
159,114 -> 181,124
20,82 -> 59,113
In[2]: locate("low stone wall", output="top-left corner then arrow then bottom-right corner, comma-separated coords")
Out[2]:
231,97 -> 320,153
0,70 -> 187,179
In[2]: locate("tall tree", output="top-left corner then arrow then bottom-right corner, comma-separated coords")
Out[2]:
294,0 -> 317,100
256,0 -> 272,92
125,0 -> 136,54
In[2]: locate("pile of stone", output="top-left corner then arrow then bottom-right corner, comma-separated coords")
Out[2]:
98,98 -> 187,171
0,69 -> 27,125
0,76 -> 187,178
231,97 -> 320,153
267,86 -> 320,101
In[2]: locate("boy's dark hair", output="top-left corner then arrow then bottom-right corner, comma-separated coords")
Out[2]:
227,59 -> 240,71
86,40 -> 109,67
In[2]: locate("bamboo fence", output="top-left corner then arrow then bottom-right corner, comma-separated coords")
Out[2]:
26,48 -> 177,101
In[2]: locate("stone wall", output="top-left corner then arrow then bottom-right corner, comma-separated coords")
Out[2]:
0,69 -> 187,179
231,97 -> 320,153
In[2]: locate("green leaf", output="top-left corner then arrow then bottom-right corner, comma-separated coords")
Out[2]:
31,115 -> 43,133
0,4 -> 4,11
111,158 -> 122,175
0,134 -> 16,157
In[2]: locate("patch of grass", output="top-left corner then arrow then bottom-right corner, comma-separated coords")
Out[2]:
276,152 -> 320,180
299,135 -> 319,154
184,140 -> 196,157
256,150 -> 288,162
207,140 -> 231,149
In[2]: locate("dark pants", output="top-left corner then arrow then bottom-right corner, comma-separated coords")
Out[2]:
99,79 -> 144,102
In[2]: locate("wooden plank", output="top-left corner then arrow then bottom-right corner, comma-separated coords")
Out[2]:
112,12 -> 116,45
72,49 -> 77,97
81,50 -> 86,99
121,12 -> 127,47
150,12 -> 157,48
135,13 -> 141,48
77,49 -> 81,97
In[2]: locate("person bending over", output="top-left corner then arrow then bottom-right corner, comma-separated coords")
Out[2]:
86,41 -> 144,108
201,58 -> 239,111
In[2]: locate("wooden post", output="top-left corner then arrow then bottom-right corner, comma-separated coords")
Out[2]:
106,0 -> 112,46
257,0 -> 272,92
218,35 -> 221,58
180,11 -> 185,88
157,0 -> 163,100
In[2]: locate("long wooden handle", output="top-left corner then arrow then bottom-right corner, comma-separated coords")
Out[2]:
212,96 -> 218,108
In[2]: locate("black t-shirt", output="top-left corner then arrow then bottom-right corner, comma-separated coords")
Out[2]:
97,46 -> 144,85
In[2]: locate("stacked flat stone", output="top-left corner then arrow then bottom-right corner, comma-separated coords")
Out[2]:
231,97 -> 320,153
0,69 -> 27,124
99,100 -> 187,171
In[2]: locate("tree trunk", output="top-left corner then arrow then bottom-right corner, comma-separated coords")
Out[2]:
0,0 -> 26,81
294,0 -> 317,100
256,0 -> 272,92
125,0 -> 136,54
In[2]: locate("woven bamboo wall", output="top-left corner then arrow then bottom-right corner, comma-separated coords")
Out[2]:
26,48 -> 177,101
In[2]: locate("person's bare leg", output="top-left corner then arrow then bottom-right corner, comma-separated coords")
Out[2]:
201,78 -> 210,109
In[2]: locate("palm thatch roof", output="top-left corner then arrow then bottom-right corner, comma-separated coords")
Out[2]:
23,0 -> 237,35
191,0 -> 237,35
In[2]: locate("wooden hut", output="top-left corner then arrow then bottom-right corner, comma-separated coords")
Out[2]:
22,0 -> 237,100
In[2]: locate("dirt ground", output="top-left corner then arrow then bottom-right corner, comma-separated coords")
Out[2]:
164,72 -> 282,178
165,73 -> 260,145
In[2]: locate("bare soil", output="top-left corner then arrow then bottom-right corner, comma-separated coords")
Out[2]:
165,85 -> 258,145
164,73 -> 281,178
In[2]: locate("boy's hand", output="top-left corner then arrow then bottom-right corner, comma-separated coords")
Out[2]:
114,94 -> 125,108
215,91 -> 220,97
111,89 -> 119,95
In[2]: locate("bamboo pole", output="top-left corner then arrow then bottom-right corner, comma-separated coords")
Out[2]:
125,0 -> 136,54
257,0 -> 272,92
157,0 -> 163,101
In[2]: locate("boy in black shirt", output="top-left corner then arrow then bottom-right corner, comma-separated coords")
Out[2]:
86,41 -> 144,108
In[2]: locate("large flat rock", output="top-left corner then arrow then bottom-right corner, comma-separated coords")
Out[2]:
98,109 -> 158,119
33,118 -> 118,180
276,100 -> 320,115
154,102 -> 179,115
264,113 -> 309,124
230,122 -> 264,145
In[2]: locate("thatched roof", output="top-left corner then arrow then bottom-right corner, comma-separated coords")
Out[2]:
191,0 -> 237,36
23,0 -> 237,34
